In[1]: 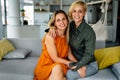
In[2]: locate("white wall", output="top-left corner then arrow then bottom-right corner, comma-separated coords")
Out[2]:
7,25 -> 40,38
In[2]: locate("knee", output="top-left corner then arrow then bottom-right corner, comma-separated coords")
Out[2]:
52,64 -> 63,73
86,65 -> 98,76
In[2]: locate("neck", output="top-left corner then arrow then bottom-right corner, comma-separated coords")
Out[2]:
57,29 -> 65,37
75,21 -> 82,28
74,19 -> 84,28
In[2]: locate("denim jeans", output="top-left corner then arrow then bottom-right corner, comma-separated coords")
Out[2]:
66,61 -> 98,80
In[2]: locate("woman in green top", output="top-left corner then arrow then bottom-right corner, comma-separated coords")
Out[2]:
66,0 -> 98,80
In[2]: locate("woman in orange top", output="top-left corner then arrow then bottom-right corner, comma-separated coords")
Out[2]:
34,10 -> 77,80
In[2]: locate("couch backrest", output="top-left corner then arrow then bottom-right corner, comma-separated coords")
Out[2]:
8,38 -> 42,57
95,40 -> 105,49
8,38 -> 105,57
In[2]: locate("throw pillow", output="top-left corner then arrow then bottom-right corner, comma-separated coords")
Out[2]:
111,62 -> 120,80
94,46 -> 120,69
3,49 -> 32,59
0,38 -> 15,60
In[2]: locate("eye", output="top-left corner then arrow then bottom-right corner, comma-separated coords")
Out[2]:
78,10 -> 83,13
62,17 -> 66,20
72,10 -> 76,13
56,19 -> 60,22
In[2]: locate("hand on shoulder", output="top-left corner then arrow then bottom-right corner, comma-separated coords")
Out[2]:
48,27 -> 58,38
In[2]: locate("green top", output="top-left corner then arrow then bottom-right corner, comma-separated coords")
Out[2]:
69,19 -> 96,71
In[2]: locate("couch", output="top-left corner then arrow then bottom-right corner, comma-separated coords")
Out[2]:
0,38 -> 119,80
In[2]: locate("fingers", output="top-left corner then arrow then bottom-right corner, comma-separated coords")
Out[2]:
48,27 -> 57,38
70,66 -> 77,69
52,29 -> 57,38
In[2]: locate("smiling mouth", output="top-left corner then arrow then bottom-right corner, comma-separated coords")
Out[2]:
74,16 -> 80,19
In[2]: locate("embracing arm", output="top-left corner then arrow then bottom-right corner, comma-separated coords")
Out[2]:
45,34 -> 71,66
68,47 -> 77,62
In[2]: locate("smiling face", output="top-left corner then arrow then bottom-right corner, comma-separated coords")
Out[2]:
72,5 -> 86,24
48,10 -> 69,36
68,0 -> 87,26
54,13 -> 68,31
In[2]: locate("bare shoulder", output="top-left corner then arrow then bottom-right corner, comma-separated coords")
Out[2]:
45,34 -> 55,44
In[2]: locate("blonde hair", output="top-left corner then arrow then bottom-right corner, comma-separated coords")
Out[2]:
68,0 -> 87,19
48,10 -> 70,43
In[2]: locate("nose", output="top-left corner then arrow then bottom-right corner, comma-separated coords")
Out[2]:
75,11 -> 79,15
60,20 -> 64,24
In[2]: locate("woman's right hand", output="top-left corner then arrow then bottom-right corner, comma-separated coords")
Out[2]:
69,66 -> 77,69
77,66 -> 86,78
48,27 -> 58,38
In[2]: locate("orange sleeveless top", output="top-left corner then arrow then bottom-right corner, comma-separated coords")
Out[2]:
34,35 -> 69,80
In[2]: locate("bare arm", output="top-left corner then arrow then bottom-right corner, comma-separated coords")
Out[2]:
68,47 -> 77,62
45,34 -> 71,66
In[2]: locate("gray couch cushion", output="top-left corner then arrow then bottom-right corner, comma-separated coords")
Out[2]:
111,62 -> 120,80
3,49 -> 32,59
8,38 -> 42,57
77,69 -> 117,80
0,57 -> 38,80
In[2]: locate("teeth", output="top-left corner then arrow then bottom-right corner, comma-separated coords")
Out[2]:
76,16 -> 79,18
60,24 -> 65,27
74,16 -> 80,19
